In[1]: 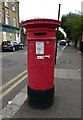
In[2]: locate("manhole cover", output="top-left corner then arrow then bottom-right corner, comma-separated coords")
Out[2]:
60,60 -> 71,64
65,60 -> 71,64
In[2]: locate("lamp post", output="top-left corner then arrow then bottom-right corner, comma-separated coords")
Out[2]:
58,4 -> 61,21
55,3 -> 61,64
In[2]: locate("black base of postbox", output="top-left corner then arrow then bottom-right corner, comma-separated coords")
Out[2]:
27,86 -> 54,109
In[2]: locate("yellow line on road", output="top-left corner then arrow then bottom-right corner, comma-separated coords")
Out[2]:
0,70 -> 27,91
0,74 -> 27,100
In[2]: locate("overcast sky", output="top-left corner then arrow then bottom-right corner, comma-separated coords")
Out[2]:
19,0 -> 82,22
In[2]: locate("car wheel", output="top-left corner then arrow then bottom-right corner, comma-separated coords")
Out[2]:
2,49 -> 4,52
21,46 -> 24,50
12,47 -> 15,52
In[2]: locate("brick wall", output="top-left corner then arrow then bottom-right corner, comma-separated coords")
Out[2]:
0,0 -> 20,46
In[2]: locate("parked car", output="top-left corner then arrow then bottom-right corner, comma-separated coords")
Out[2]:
18,42 -> 24,50
1,40 -> 24,52
59,40 -> 66,46
13,41 -> 24,50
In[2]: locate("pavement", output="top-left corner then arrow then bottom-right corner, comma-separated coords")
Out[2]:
0,45 -> 82,119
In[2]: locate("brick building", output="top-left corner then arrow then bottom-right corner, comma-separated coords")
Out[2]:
0,0 -> 20,47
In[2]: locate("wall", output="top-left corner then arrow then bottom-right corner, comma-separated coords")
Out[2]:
0,32 -> 2,47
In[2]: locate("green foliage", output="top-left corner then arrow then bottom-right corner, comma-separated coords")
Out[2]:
61,12 -> 82,45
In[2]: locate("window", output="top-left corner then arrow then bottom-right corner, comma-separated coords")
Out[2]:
5,0 -> 8,7
12,3 -> 15,11
5,14 -> 9,25
3,32 -> 6,41
0,12 -> 1,23
13,17 -> 16,27
10,33 -> 12,38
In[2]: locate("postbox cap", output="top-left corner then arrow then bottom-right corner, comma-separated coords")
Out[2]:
22,18 -> 60,29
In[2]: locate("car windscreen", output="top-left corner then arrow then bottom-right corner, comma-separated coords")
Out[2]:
2,41 -> 11,45
13,42 -> 18,45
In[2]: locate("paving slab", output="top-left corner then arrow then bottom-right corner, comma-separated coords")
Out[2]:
13,78 -> 81,118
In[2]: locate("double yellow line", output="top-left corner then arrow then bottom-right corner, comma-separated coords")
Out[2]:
0,70 -> 27,100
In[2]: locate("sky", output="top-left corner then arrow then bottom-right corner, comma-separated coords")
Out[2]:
19,0 -> 82,22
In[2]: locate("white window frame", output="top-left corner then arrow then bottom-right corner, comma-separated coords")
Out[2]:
12,3 -> 16,12
5,14 -> 9,25
10,33 -> 12,38
5,0 -> 8,7
13,17 -> 16,27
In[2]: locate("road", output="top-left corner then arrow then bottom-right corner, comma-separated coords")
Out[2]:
1,48 -> 27,109
0,45 -> 67,110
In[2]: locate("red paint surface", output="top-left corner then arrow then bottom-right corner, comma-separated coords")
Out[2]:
22,19 -> 60,90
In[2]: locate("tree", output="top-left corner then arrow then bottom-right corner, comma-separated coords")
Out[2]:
61,12 -> 82,47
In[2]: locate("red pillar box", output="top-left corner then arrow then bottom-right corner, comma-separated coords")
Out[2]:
22,19 -> 60,109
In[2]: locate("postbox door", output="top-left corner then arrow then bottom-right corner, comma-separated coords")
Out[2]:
28,40 -> 55,90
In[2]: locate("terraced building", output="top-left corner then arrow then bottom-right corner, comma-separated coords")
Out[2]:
0,0 -> 20,47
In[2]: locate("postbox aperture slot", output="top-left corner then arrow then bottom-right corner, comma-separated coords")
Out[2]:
34,32 -> 46,36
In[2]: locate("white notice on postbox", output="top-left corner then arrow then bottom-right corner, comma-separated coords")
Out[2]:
36,42 -> 44,54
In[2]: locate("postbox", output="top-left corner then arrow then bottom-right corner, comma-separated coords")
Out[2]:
22,19 -> 60,109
